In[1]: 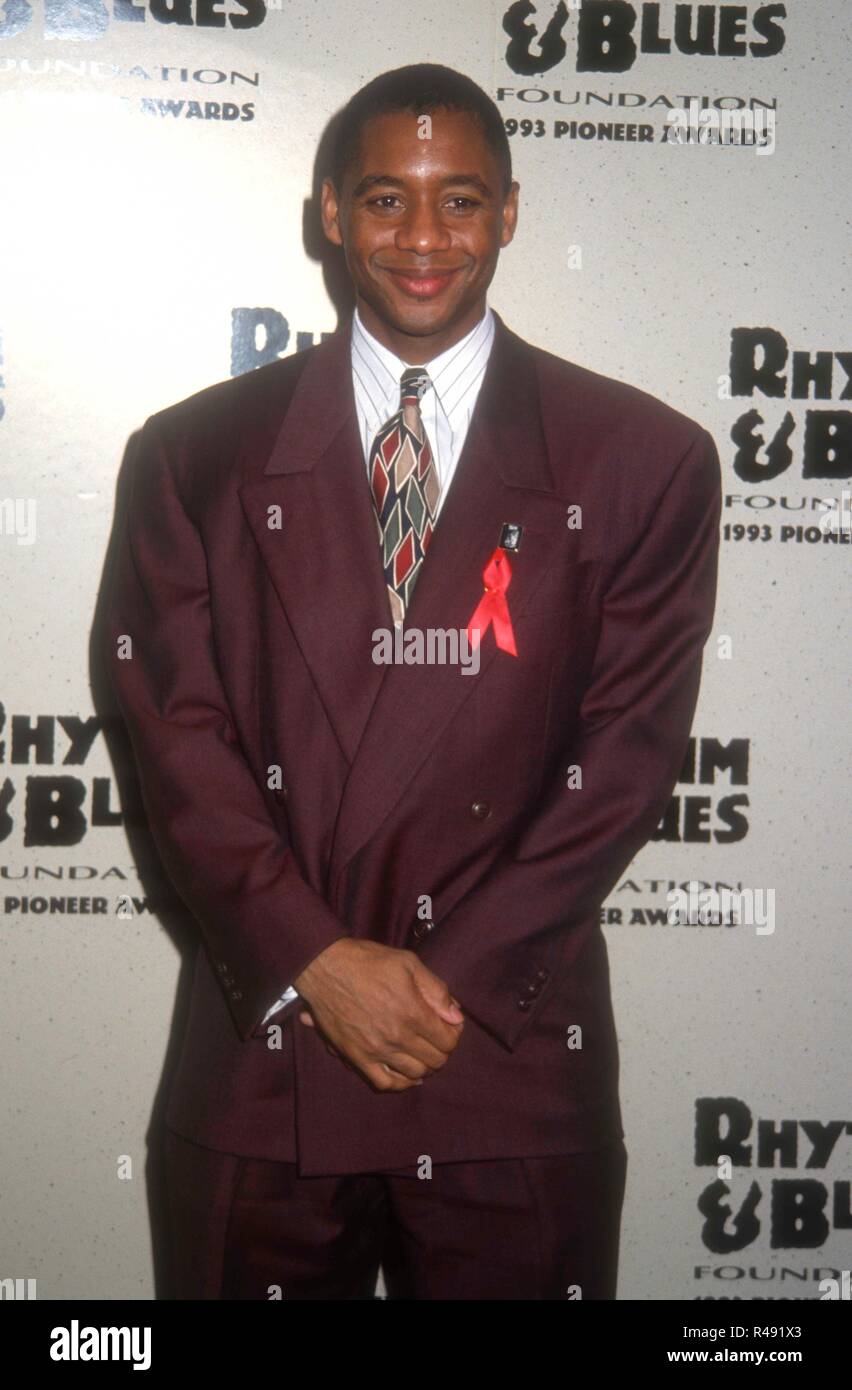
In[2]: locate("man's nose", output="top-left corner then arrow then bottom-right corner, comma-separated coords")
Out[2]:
395,201 -> 452,254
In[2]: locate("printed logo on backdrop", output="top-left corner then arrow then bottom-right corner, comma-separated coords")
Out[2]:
0,0 -> 268,41
601,737 -> 752,930
693,1097 -> 852,1299
493,2 -> 786,151
0,1 -> 276,123
721,328 -> 852,548
0,702 -> 173,920
231,310 -> 333,377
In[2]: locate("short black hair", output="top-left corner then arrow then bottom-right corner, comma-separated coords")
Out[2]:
328,63 -> 512,197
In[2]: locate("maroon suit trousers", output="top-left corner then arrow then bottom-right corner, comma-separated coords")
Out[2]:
163,1127 -> 627,1300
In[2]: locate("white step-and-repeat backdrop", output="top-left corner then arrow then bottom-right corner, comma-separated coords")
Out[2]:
1,1 -> 848,1299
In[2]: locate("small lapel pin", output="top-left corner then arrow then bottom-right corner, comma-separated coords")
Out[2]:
499,522 -> 523,552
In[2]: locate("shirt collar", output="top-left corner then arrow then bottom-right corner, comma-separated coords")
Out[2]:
351,303 -> 494,420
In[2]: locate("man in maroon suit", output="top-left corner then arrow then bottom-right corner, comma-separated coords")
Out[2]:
105,63 -> 721,1299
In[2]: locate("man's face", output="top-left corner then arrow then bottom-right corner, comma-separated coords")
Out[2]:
321,107 -> 519,360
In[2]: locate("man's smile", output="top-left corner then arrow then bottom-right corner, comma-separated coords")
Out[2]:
378,264 -> 466,299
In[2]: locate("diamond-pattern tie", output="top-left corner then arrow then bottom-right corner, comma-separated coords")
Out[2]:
368,367 -> 441,626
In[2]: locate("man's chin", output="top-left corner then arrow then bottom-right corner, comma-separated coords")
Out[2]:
379,297 -> 472,340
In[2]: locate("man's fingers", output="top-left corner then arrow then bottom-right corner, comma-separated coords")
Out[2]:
411,963 -> 465,1025
382,1061 -> 423,1085
398,1030 -> 457,1071
298,957 -> 464,1087
409,999 -> 466,1058
379,1050 -> 428,1082
366,1063 -> 422,1092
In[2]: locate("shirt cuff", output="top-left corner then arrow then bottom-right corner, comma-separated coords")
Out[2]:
261,985 -> 300,1025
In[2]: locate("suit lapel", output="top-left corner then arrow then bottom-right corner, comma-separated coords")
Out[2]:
237,322 -> 391,765
239,309 -> 569,894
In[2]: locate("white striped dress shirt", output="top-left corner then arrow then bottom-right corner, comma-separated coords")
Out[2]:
351,301 -> 495,518
262,302 -> 496,1025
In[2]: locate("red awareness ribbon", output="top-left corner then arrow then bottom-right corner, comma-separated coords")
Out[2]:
466,547 -> 518,657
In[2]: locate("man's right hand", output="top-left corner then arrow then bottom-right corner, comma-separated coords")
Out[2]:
293,939 -> 464,1092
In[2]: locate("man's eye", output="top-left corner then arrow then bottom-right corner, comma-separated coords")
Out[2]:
365,195 -> 480,211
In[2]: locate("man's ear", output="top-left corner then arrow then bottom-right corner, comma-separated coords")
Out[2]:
320,177 -> 344,247
500,180 -> 520,247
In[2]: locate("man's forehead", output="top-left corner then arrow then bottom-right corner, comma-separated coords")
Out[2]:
351,112 -> 497,181
358,108 -> 489,150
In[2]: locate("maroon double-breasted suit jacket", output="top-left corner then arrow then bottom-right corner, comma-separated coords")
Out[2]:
104,309 -> 721,1177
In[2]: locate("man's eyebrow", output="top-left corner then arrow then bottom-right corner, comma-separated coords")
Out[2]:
350,172 -> 494,199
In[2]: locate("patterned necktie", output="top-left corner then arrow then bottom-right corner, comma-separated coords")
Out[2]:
368,367 -> 441,626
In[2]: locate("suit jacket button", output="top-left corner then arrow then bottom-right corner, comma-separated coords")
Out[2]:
523,981 -> 540,996
230,988 -> 243,1001
516,997 -> 532,1011
535,968 -> 549,981
470,800 -> 491,819
413,919 -> 435,941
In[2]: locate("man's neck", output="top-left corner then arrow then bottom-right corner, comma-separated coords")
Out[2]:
354,295 -> 487,365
